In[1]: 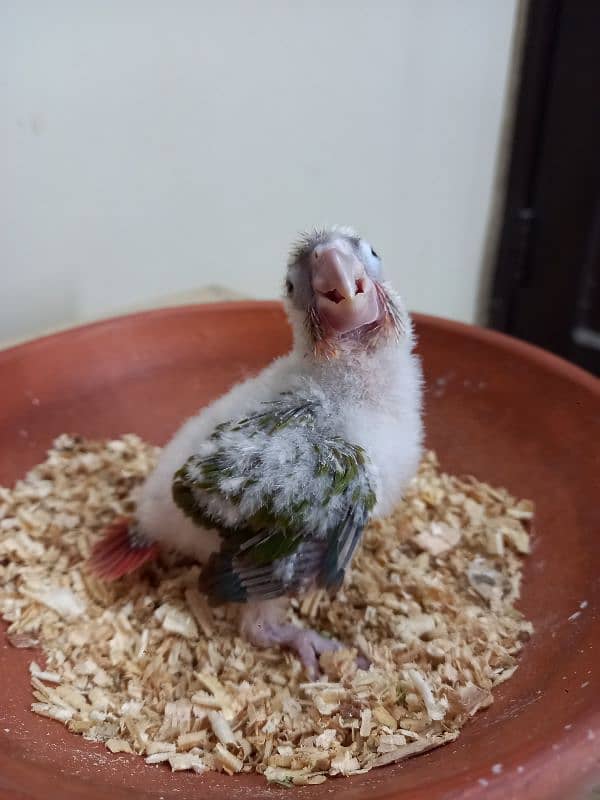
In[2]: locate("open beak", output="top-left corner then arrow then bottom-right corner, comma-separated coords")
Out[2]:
311,242 -> 380,334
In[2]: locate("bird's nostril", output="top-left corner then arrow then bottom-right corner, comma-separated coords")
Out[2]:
355,279 -> 364,294
323,289 -> 344,304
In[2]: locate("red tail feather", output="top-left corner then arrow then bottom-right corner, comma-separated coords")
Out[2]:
88,517 -> 159,581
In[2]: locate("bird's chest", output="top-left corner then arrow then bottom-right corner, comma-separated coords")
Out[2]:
339,405 -> 421,518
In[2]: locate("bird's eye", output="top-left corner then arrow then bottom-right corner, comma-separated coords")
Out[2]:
286,279 -> 294,295
371,247 -> 379,259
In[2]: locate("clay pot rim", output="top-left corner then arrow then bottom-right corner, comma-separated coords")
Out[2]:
3,301 -> 598,396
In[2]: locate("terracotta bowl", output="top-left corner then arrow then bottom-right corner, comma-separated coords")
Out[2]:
0,302 -> 598,800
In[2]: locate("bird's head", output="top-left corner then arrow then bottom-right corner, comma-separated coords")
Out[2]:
285,226 -> 405,358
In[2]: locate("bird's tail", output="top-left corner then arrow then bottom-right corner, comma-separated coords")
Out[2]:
88,517 -> 159,581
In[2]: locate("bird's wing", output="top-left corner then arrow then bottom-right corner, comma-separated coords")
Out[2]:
171,393 -> 376,603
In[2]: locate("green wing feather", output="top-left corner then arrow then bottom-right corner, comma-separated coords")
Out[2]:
171,395 -> 376,603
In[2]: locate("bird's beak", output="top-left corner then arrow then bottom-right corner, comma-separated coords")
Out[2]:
311,243 -> 380,334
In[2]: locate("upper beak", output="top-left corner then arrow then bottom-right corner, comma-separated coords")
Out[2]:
311,243 -> 380,334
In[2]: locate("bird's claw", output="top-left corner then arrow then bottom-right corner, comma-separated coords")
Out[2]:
356,653 -> 370,671
288,629 -> 341,679
288,630 -> 370,678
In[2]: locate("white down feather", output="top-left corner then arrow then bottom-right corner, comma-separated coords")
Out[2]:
135,304 -> 422,564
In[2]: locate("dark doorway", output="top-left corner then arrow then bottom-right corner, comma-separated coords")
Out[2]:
490,0 -> 600,376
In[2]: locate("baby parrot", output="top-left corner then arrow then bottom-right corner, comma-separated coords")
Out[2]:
90,226 -> 423,676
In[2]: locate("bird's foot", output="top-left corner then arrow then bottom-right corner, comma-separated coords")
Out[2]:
288,628 -> 370,677
240,603 -> 369,678
250,621 -> 365,678
286,628 -> 342,679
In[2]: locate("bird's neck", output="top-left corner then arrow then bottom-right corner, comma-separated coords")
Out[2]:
294,336 -> 414,408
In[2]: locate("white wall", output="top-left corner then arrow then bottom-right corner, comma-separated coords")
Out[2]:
1,1 -> 519,343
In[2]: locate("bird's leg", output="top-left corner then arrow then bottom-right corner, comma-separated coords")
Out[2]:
239,599 -> 344,678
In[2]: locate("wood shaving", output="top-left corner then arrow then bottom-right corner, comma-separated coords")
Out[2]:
0,436 -> 533,784
415,522 -> 461,556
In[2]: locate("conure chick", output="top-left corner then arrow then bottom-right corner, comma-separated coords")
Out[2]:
90,226 -> 423,676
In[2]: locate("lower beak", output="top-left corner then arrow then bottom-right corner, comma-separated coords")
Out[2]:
311,245 -> 380,334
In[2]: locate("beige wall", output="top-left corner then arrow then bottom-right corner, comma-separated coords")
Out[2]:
2,1 -> 519,343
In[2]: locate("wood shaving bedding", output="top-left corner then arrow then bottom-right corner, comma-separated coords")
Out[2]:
0,435 -> 533,784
